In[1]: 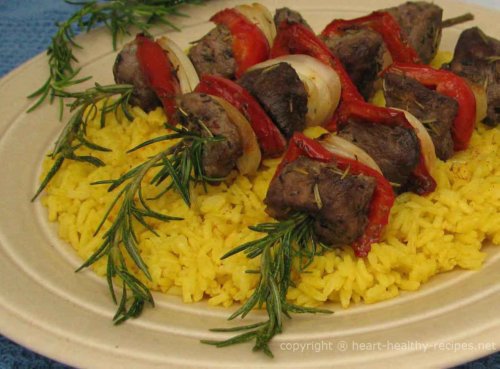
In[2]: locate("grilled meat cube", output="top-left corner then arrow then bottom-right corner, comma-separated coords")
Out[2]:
385,1 -> 443,63
113,39 -> 161,112
337,119 -> 420,190
447,27 -> 500,126
274,7 -> 312,29
322,27 -> 386,99
265,156 -> 376,246
176,93 -> 242,178
188,25 -> 236,80
238,62 -> 308,138
383,72 -> 457,160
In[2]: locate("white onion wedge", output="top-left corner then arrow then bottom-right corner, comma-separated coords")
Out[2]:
318,134 -> 382,174
212,97 -> 262,175
248,55 -> 341,127
156,36 -> 200,94
391,108 -> 437,169
235,3 -> 276,46
469,82 -> 488,123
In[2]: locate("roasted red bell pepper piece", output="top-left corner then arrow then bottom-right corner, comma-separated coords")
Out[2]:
322,11 -> 420,64
136,34 -> 180,121
211,8 -> 270,78
385,63 -> 476,151
275,132 -> 395,257
336,100 -> 437,196
195,75 -> 286,158
271,21 -> 363,104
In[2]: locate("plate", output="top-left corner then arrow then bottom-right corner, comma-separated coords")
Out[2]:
0,0 -> 499,368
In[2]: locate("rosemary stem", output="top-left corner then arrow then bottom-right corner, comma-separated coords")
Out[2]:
28,0 -> 206,114
204,213 -> 333,355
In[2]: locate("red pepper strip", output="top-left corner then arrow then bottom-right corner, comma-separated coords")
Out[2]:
271,21 -> 363,105
275,132 -> 395,257
136,34 -> 181,121
195,75 -> 286,158
211,8 -> 270,78
385,63 -> 476,151
337,100 -> 437,195
322,11 -> 420,64
273,132 -> 333,179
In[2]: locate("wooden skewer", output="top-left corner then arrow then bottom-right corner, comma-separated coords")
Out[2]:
441,13 -> 474,28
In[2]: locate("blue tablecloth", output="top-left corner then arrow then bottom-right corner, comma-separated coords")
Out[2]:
0,1 -> 499,368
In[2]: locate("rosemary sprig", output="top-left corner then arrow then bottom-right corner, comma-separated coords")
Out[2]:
32,83 -> 134,201
126,115 -> 226,206
203,213 -> 333,357
80,116 -> 225,322
77,149 -> 183,324
28,0 -> 205,116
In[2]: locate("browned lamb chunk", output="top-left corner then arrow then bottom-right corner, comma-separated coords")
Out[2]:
265,156 -> 376,245
175,93 -> 243,178
383,72 -> 458,160
447,27 -> 500,126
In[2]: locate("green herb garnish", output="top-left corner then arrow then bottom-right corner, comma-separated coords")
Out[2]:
76,112 -> 225,322
32,83 -> 134,201
203,213 -> 332,357
78,149 -> 182,323
28,0 -> 206,116
125,114 -> 227,206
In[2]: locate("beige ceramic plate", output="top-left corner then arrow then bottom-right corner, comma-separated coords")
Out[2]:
0,0 -> 499,368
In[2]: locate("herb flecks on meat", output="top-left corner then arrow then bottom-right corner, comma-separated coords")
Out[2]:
447,27 -> 500,126
322,27 -> 386,99
176,92 -> 243,179
113,39 -> 162,113
385,1 -> 443,63
337,119 -> 420,191
383,72 -> 457,160
266,157 -> 376,245
238,62 -> 308,138
189,25 -> 237,79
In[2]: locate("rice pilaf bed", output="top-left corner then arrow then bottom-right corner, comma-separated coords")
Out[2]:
40,95 -> 500,310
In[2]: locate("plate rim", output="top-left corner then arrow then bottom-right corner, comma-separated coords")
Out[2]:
0,0 -> 499,368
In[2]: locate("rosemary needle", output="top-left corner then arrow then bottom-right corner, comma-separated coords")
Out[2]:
28,0 -> 207,117
203,213 -> 333,357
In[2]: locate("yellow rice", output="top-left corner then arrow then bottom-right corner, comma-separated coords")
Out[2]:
40,53 -> 500,310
